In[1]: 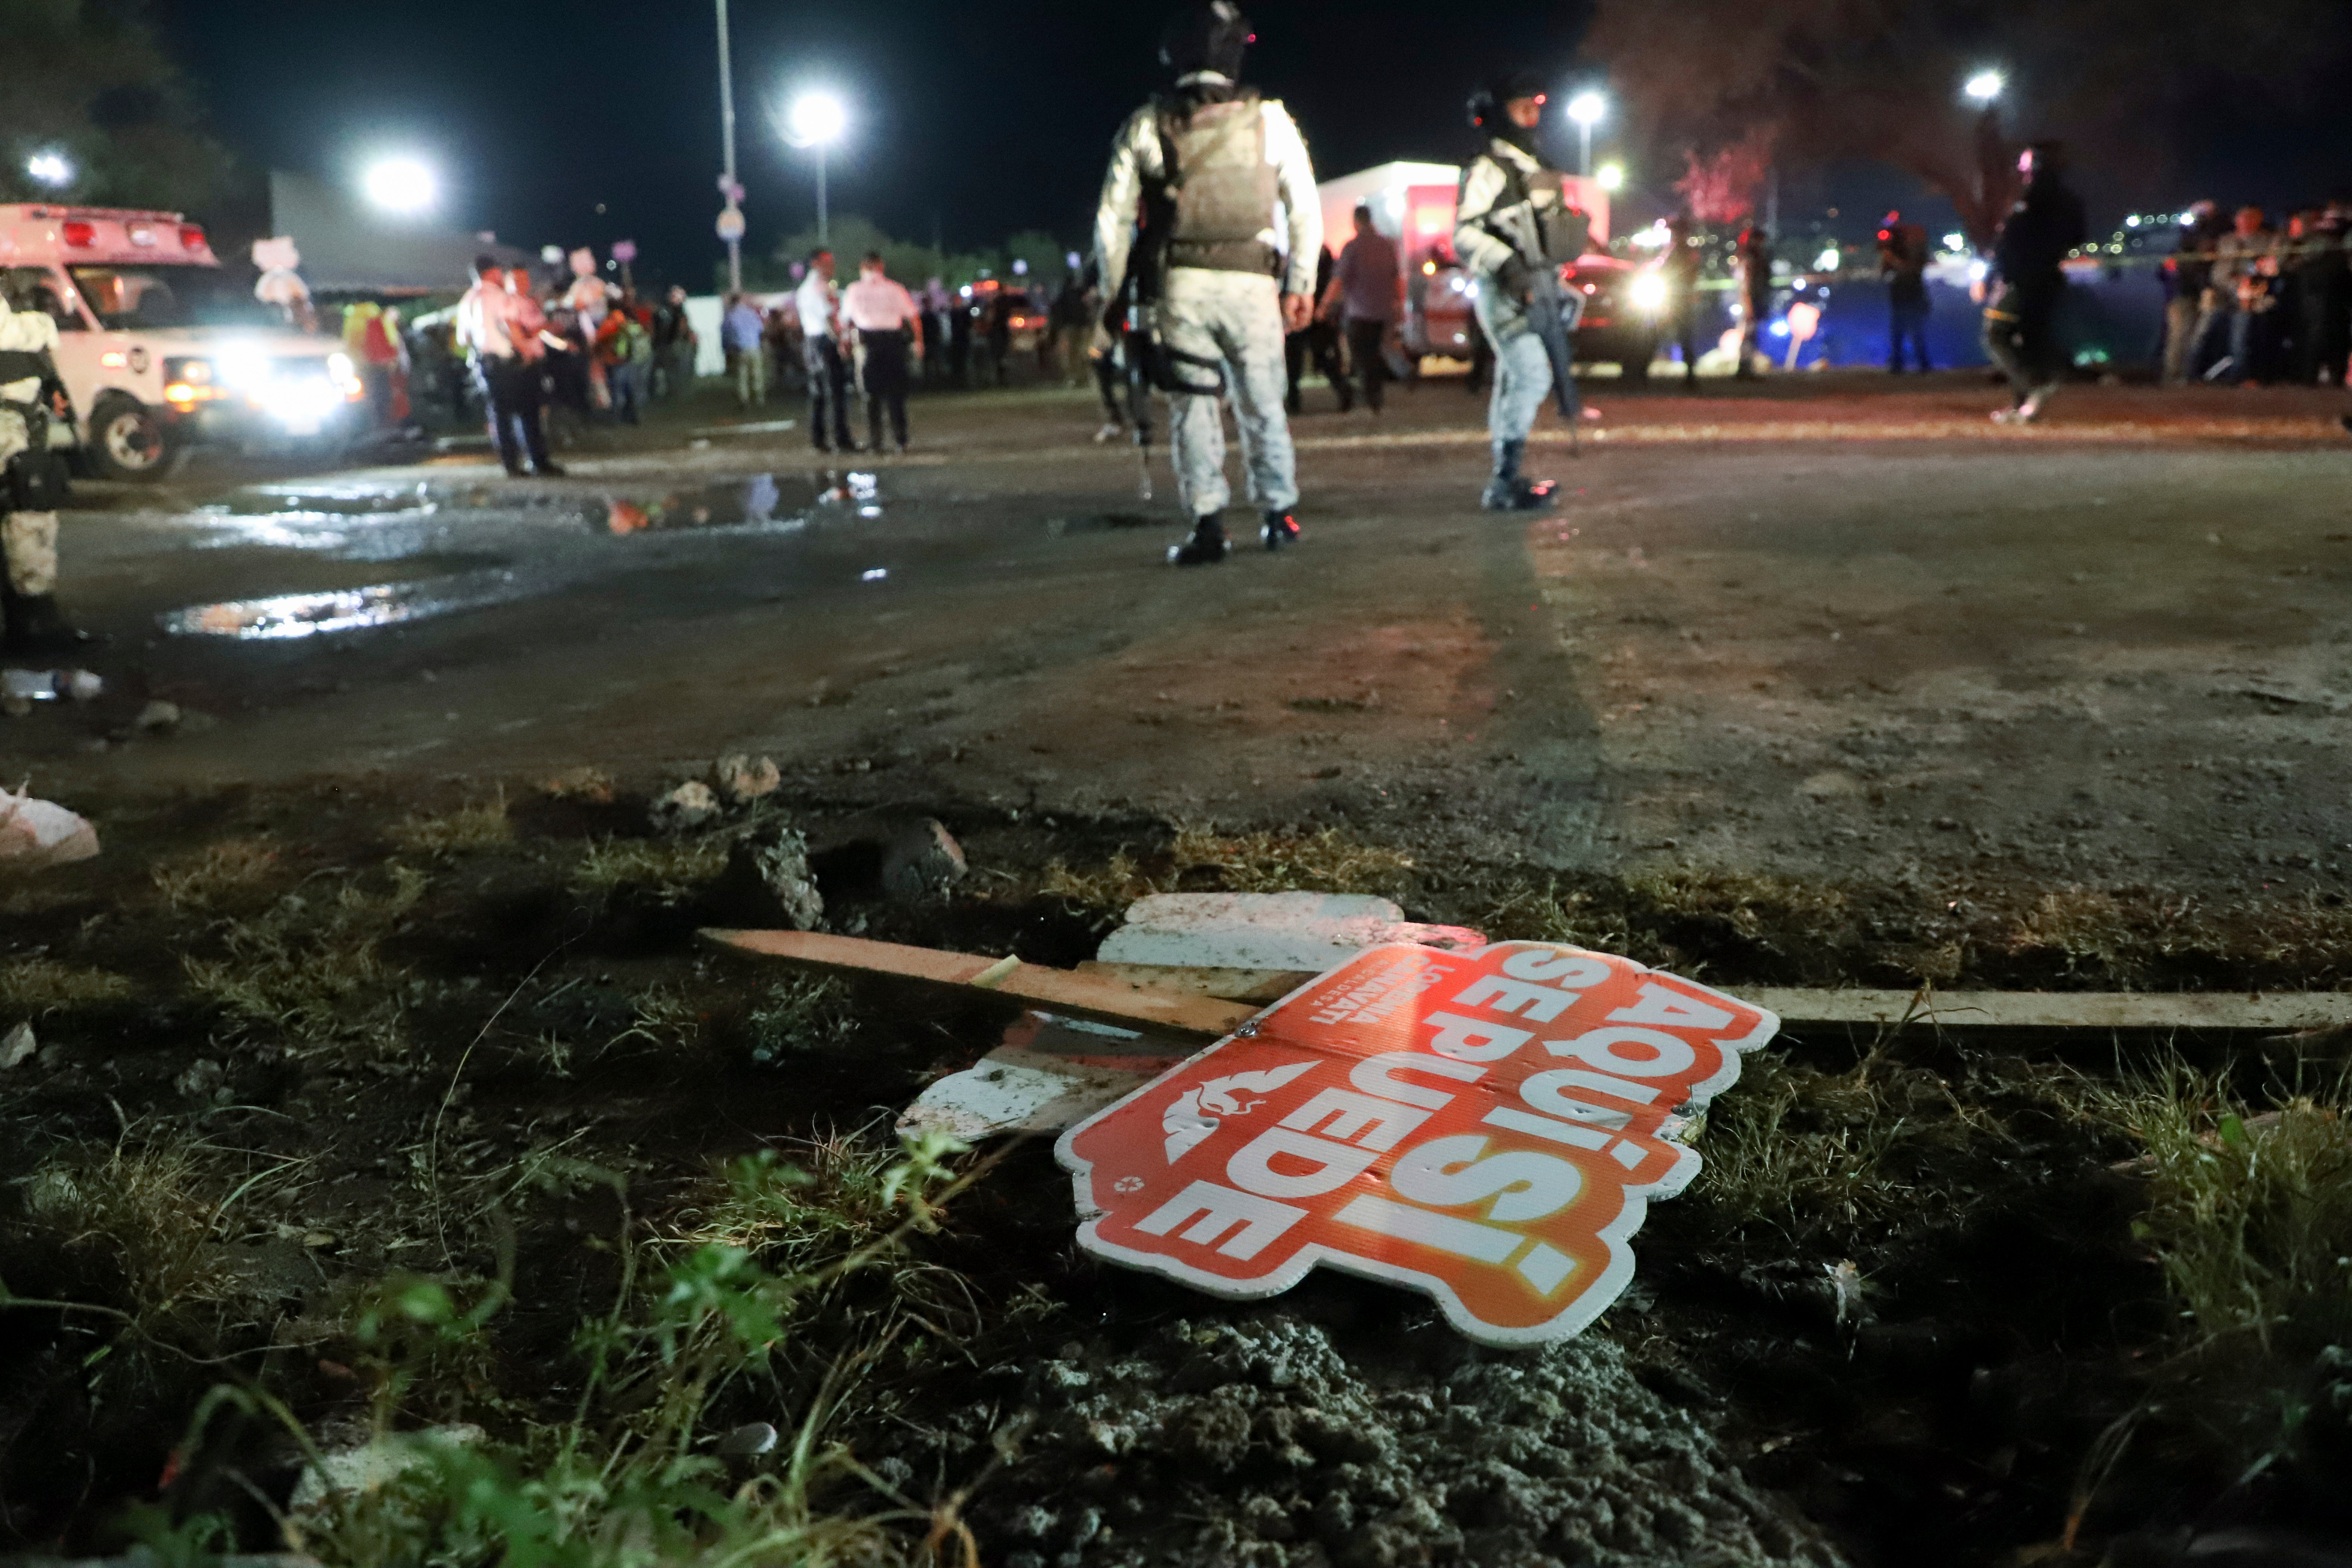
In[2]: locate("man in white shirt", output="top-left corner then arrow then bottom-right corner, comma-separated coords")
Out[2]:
793,251 -> 855,454
841,253 -> 926,453
454,255 -> 559,477
1094,0 -> 1320,564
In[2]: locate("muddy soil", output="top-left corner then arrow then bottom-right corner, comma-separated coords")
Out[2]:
3,776 -> 2344,1566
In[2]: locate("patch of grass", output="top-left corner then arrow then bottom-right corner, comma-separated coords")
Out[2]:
1694,1049 -> 2007,1246
1040,827 -> 1416,909
2011,887 -> 2132,971
182,865 -> 427,1051
748,978 -> 858,1063
571,836 -> 730,899
386,794 -> 513,858
269,1133 -> 986,1568
1475,879 -> 1627,951
0,957 -> 132,1011
1622,868 -> 1850,945
152,838 -> 282,912
12,1125 -> 309,1339
2086,1061 -> 2352,1358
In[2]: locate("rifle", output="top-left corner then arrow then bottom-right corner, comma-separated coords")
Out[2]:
1481,188 -> 1588,423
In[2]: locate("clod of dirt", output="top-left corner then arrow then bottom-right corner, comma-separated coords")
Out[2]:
959,1314 -> 1838,1568
0,1021 -> 34,1069
724,822 -> 825,929
650,781 -> 722,835
135,699 -> 182,733
715,753 -> 783,805
882,817 -> 967,900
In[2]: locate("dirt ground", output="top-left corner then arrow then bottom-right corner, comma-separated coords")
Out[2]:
3,372 -> 2351,1566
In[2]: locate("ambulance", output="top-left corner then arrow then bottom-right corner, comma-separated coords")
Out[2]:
0,204 -> 364,480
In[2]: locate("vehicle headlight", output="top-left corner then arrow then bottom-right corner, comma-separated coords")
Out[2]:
1629,273 -> 1669,313
328,351 -> 355,382
216,349 -> 271,389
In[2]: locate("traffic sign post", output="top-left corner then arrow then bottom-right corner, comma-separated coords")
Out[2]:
1057,942 -> 1778,1346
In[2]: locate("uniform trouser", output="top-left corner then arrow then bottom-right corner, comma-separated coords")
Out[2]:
2,512 -> 58,597
1888,298 -> 1932,371
1345,318 -> 1393,411
805,337 -> 855,450
1162,268 -> 1298,517
2162,296 -> 2204,384
862,334 -> 911,450
1983,283 -> 2062,401
1093,349 -> 1154,442
1284,322 -> 1348,409
1473,286 -> 1553,448
480,357 -> 551,472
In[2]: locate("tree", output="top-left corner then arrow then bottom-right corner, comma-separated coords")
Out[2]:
0,0 -> 236,211
1587,0 -> 2346,246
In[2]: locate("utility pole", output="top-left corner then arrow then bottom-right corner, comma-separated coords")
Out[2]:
715,0 -> 744,292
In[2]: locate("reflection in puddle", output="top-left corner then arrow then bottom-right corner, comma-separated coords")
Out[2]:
162,573 -> 524,640
600,473 -> 819,535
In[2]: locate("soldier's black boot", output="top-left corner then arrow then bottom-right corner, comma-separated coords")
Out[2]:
1260,509 -> 1300,551
1167,513 -> 1231,566
1,583 -> 93,657
1479,439 -> 1556,512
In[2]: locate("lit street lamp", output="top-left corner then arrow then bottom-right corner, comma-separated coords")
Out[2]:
1963,69 -> 2006,105
1565,92 -> 1607,178
361,156 -> 438,216
1595,161 -> 1626,193
784,90 -> 849,248
24,150 -> 73,190
715,0 -> 744,292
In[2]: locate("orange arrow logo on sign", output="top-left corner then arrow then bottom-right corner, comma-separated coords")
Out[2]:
1056,942 -> 1779,1346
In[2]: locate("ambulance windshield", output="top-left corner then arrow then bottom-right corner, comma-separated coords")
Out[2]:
68,265 -> 284,331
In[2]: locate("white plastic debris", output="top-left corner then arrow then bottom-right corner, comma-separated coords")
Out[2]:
1095,892 -> 1484,973
1,669 -> 102,705
0,787 -> 98,870
897,1012 -> 1188,1144
716,1421 -> 779,1456
0,1022 -> 34,1069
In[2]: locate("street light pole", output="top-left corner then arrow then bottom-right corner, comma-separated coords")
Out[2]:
817,147 -> 828,249
716,0 -> 741,292
1565,93 -> 1607,179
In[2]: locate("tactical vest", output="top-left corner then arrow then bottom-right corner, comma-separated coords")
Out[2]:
1153,89 -> 1281,276
1465,146 -> 1589,267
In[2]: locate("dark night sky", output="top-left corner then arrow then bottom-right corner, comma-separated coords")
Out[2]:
158,1 -> 2352,290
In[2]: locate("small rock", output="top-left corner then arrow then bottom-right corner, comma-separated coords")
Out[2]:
717,1421 -> 778,1456
881,817 -> 967,900
174,1057 -> 224,1099
649,780 -> 721,835
714,753 -> 782,805
727,823 -> 824,929
0,1022 -> 34,1069
135,700 -> 182,733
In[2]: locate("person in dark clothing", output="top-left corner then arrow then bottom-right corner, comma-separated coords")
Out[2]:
1285,246 -> 1351,414
1659,212 -> 1706,386
2317,202 -> 2352,387
2287,209 -> 2347,386
1982,141 -> 2087,424
1878,210 -> 1932,372
1733,224 -> 1773,379
2162,202 -> 2226,385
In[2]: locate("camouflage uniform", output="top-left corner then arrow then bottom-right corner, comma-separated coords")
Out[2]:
1095,66 -> 1320,550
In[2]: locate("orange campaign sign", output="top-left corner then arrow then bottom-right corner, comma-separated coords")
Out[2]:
1056,942 -> 1779,1346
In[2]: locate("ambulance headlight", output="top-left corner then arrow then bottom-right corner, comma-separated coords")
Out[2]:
215,348 -> 271,389
1629,273 -> 1669,314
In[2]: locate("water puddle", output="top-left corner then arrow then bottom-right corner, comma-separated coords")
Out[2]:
161,571 -> 526,640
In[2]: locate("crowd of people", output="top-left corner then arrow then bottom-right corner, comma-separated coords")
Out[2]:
2163,201 -> 2352,387
450,257 -> 703,476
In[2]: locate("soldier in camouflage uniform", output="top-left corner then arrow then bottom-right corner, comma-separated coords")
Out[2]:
0,289 -> 87,655
1093,0 -> 1321,565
